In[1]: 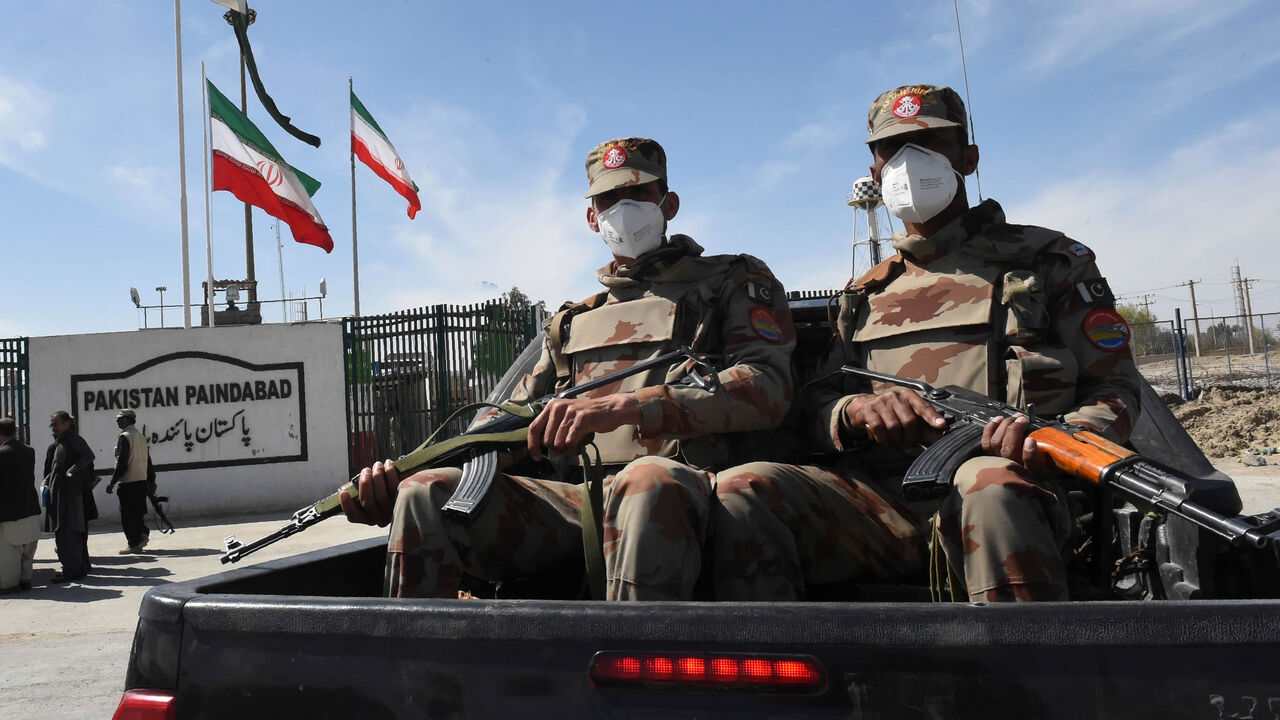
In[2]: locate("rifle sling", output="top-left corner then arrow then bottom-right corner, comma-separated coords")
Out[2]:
314,402 -> 541,518
395,402 -> 542,476
579,444 -> 607,600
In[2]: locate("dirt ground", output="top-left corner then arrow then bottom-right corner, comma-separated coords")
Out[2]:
1169,386 -> 1280,460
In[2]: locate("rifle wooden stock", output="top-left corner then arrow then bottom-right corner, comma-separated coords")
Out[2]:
1029,427 -> 1135,485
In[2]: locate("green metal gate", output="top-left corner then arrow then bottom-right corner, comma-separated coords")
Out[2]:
0,337 -> 30,443
343,301 -> 541,475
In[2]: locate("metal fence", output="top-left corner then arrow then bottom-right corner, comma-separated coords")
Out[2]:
1133,312 -> 1278,393
0,337 -> 29,444
343,301 -> 543,475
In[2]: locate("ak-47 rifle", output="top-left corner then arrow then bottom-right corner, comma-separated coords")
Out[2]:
221,347 -> 719,564
840,365 -> 1280,551
147,485 -> 176,534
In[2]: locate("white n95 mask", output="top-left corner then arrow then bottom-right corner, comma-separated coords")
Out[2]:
596,198 -> 666,258
879,144 -> 961,224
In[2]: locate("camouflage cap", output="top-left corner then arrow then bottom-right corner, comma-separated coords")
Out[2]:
866,84 -> 967,144
583,137 -> 667,198
116,408 -> 136,420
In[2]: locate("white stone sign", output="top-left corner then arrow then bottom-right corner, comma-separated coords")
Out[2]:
71,351 -> 307,471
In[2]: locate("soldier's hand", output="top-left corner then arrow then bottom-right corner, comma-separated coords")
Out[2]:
528,394 -> 643,460
844,389 -> 947,448
981,415 -> 1050,475
340,459 -> 399,527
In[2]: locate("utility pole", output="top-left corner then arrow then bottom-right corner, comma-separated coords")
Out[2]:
1137,293 -> 1156,319
1178,280 -> 1202,357
1243,277 -> 1258,355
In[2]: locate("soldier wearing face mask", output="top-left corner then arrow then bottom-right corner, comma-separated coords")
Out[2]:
713,85 -> 1142,603
342,136 -> 798,601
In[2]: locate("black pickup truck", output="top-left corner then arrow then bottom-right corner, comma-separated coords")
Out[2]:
114,298 -> 1280,720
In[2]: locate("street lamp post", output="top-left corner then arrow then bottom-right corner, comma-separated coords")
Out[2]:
156,286 -> 168,328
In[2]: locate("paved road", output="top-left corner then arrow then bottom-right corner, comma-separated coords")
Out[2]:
0,512 -> 384,720
2,466 -> 1277,720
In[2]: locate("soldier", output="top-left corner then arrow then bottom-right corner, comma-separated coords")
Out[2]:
714,84 -> 1142,602
342,137 -> 797,600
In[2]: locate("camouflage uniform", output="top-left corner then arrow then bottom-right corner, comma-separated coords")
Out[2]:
387,230 -> 797,599
715,199 -> 1142,602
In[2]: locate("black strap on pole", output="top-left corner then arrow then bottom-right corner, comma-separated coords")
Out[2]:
226,9 -> 321,148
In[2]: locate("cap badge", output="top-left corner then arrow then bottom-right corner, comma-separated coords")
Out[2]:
892,94 -> 922,119
602,146 -> 629,169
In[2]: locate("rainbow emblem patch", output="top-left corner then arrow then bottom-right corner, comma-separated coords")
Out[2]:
751,307 -> 783,342
1083,308 -> 1130,351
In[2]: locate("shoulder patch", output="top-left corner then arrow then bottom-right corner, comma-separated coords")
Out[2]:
1083,308 -> 1130,352
750,306 -> 784,342
744,279 -> 775,305
1067,242 -> 1093,258
1076,278 -> 1114,306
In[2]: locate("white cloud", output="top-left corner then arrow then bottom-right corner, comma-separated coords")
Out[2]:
362,101 -> 600,313
1028,0 -> 1249,71
106,163 -> 170,218
750,114 -> 851,191
0,75 -> 53,168
1007,113 -> 1280,320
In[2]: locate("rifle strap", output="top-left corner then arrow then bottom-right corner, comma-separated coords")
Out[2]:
547,291 -> 610,384
928,513 -> 965,602
395,401 -> 542,476
579,443 -> 607,601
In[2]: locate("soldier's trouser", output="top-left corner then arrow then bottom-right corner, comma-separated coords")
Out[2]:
713,462 -> 927,601
117,481 -> 150,547
936,456 -> 1072,602
386,456 -> 713,600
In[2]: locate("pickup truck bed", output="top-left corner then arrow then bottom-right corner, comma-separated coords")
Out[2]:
126,536 -> 1280,719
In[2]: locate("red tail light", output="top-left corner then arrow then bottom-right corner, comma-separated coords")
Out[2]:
112,689 -> 176,720
589,652 -> 827,694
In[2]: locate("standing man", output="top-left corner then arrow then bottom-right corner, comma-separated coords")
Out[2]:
343,137 -> 797,600
106,409 -> 155,554
714,84 -> 1142,602
44,410 -> 95,583
0,417 -> 41,593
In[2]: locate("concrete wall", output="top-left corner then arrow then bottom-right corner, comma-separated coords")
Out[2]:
29,321 -> 347,521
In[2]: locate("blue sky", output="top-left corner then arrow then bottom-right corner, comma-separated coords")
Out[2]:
3,0 -> 1279,338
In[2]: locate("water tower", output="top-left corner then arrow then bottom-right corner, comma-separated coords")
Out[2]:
846,176 -> 892,279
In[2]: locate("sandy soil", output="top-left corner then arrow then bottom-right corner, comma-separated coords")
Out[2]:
1170,387 -> 1280,459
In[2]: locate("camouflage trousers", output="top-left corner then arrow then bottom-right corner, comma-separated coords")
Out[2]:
385,455 -> 713,600
712,462 -> 926,601
713,456 -> 1072,602
936,456 -> 1072,602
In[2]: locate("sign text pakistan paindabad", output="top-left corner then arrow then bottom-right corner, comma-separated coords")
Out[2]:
80,378 -> 295,413
72,353 -> 307,471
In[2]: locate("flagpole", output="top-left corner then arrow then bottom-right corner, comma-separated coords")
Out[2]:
174,0 -> 192,329
349,76 -> 360,316
201,62 -> 216,328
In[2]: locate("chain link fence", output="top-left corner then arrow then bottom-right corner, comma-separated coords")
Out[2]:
1133,312 -> 1278,394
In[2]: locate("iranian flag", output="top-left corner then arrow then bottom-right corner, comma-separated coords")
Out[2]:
351,91 -> 421,219
208,80 -> 334,253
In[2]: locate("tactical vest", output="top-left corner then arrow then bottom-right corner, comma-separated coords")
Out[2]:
840,224 -> 1080,416
544,252 -> 754,468
116,425 -> 149,484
